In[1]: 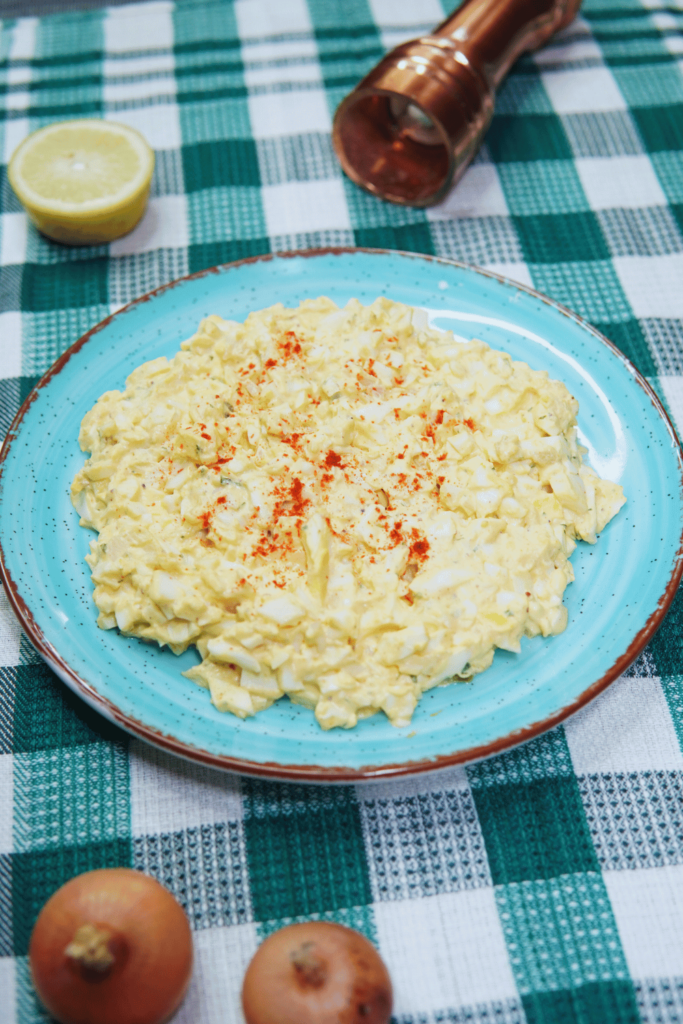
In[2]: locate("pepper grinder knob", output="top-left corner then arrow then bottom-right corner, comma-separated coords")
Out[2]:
332,0 -> 581,207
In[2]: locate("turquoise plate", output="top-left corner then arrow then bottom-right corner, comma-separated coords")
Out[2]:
1,249 -> 682,781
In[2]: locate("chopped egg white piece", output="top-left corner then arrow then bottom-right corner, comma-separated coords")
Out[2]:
72,297 -> 626,729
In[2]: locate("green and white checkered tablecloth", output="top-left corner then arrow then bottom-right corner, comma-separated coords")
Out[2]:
1,0 -> 683,1021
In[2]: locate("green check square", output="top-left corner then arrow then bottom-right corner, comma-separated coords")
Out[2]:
176,73 -> 247,105
187,187 -> 267,244
0,265 -> 21,310
649,583 -> 683,677
530,261 -> 634,324
470,728 -> 574,786
496,873 -> 630,993
25,227 -> 108,265
308,0 -> 383,91
11,663 -> 128,754
173,0 -> 239,48
590,320 -> 656,378
472,775 -> 598,883
600,37 -> 671,68
23,305 -> 111,376
29,72 -> 102,122
307,0 -> 379,30
188,238 -> 270,273
0,24 -> 12,61
611,64 -> 683,108
12,839 -> 132,957
257,906 -> 378,946
513,212 -> 609,264
583,0 -> 652,14
13,743 -> 130,854
660,674 -> 683,758
469,731 -> 596,883
178,98 -> 253,145
13,958 -> 49,1024
651,152 -> 683,204
496,75 -> 555,116
671,204 -> 683,240
37,11 -> 103,59
0,855 -> 10,955
498,161 -> 589,216
354,223 -> 435,254
632,105 -> 683,154
243,781 -> 372,923
486,115 -> 573,163
29,94 -> 102,121
343,177 -> 431,231
522,982 -> 640,1024
560,111 -> 643,159
182,139 -> 261,191
173,0 -> 245,106
2,166 -> 24,215
21,259 -> 108,313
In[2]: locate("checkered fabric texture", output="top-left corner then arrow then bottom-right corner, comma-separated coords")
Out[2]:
1,0 -> 683,1021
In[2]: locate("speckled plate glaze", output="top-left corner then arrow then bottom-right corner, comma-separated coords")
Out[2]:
1,249 -> 682,781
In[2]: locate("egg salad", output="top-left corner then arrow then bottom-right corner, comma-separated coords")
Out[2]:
72,296 -> 626,730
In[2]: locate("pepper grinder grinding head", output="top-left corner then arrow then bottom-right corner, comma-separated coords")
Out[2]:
332,0 -> 581,207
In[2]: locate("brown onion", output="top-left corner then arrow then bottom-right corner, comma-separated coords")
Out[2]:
242,921 -> 393,1024
29,867 -> 193,1024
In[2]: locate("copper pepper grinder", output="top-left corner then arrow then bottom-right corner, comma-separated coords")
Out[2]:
332,0 -> 581,207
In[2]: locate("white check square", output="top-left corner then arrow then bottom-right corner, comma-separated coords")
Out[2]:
173,923 -> 258,1024
5,91 -> 29,113
9,18 -> 36,60
374,889 -> 517,1014
261,179 -> 350,235
242,37 -> 322,89
427,164 -> 509,220
3,118 -> 29,166
575,155 -> 667,210
606,865 -> 683,979
541,67 -> 627,114
129,738 -> 244,836
104,53 -> 176,81
0,754 -> 13,855
613,254 -> 683,318
0,212 -> 27,268
483,262 -> 534,289
566,675 -> 683,774
357,763 -> 469,801
368,0 -> 444,28
104,75 -> 176,105
235,0 -> 312,39
661,376 -> 683,439
6,64 -> 32,88
0,313 -> 22,380
110,194 -> 188,256
104,1 -> 174,53
534,35 -> 604,67
248,89 -> 331,140
105,103 -> 182,150
0,959 -> 15,1024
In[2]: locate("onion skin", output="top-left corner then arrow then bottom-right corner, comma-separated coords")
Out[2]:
242,921 -> 393,1024
29,868 -> 193,1024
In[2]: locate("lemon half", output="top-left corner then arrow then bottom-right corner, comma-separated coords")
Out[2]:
9,119 -> 155,245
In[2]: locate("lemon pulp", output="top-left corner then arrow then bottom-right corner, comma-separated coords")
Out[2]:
9,119 -> 155,245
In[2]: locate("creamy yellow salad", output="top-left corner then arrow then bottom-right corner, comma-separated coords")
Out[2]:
72,297 -> 625,729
